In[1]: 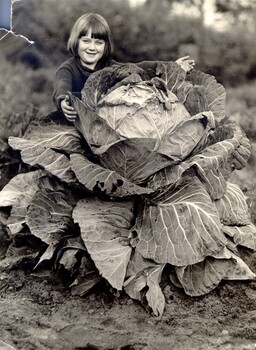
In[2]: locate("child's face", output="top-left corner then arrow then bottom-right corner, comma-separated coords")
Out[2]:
78,27 -> 106,69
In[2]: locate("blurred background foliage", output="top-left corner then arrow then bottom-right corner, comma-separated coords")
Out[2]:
0,0 -> 256,188
8,0 -> 256,84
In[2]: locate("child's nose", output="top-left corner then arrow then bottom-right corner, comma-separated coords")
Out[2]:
89,41 -> 96,50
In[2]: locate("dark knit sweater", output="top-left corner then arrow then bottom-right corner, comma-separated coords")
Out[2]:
53,56 -> 106,108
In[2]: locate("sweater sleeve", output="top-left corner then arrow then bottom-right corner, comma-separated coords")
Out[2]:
52,66 -> 74,109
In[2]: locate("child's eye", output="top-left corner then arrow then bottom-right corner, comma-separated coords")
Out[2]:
81,38 -> 91,43
95,40 -> 105,45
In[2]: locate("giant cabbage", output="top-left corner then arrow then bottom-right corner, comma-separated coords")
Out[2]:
0,61 -> 255,316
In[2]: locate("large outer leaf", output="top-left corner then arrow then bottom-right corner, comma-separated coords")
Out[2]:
0,170 -> 44,234
9,137 -> 76,183
186,69 -> 226,121
223,251 -> 256,280
99,138 -> 176,184
71,95 -> 121,152
124,264 -> 165,316
8,118 -> 85,183
175,248 -> 255,296
222,224 -> 256,251
73,198 -> 134,290
82,67 -> 117,110
203,120 -> 251,169
157,111 -> 214,158
188,122 -> 251,199
124,274 -> 147,300
7,195 -> 37,235
155,61 -> 187,93
26,184 -> 74,245
70,153 -> 153,197
70,254 -> 101,297
155,62 -> 226,121
134,175 -> 226,266
126,249 -> 158,277
34,244 -> 58,268
59,236 -> 86,271
0,170 -> 43,207
145,264 -> 165,316
148,120 -> 251,201
23,119 -> 83,154
179,85 -> 209,116
215,182 -> 251,226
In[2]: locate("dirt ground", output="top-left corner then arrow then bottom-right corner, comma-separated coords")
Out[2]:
0,257 -> 256,350
0,162 -> 256,350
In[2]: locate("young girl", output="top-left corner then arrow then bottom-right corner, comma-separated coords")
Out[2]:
53,13 -> 195,122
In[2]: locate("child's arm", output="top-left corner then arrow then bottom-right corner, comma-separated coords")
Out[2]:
53,67 -> 77,121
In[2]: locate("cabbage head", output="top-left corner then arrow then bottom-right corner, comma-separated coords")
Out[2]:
0,61 -> 255,316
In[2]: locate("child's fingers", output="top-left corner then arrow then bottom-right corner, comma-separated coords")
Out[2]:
65,104 -> 76,111
180,55 -> 190,60
183,58 -> 195,64
64,112 -> 77,118
64,110 -> 77,121
63,105 -> 77,115
65,114 -> 77,122
65,109 -> 77,115
188,60 -> 195,69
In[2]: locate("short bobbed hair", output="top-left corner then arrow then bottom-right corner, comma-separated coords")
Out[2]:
67,13 -> 114,65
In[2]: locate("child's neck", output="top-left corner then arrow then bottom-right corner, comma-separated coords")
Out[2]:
79,58 -> 96,70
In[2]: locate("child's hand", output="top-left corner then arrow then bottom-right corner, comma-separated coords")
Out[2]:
176,56 -> 195,72
61,95 -> 77,122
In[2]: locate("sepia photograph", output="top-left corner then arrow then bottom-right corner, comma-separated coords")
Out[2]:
0,0 -> 256,349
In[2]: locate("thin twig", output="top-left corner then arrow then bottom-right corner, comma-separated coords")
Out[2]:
0,160 -> 20,167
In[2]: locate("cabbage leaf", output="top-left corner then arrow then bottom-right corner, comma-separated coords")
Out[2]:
175,248 -> 255,296
73,198 -> 135,290
70,153 -> 154,196
124,264 -> 165,316
134,175 -> 226,266
9,137 -> 76,183
0,170 -> 44,234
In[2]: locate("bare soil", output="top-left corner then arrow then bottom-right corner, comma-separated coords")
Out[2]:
0,163 -> 255,350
